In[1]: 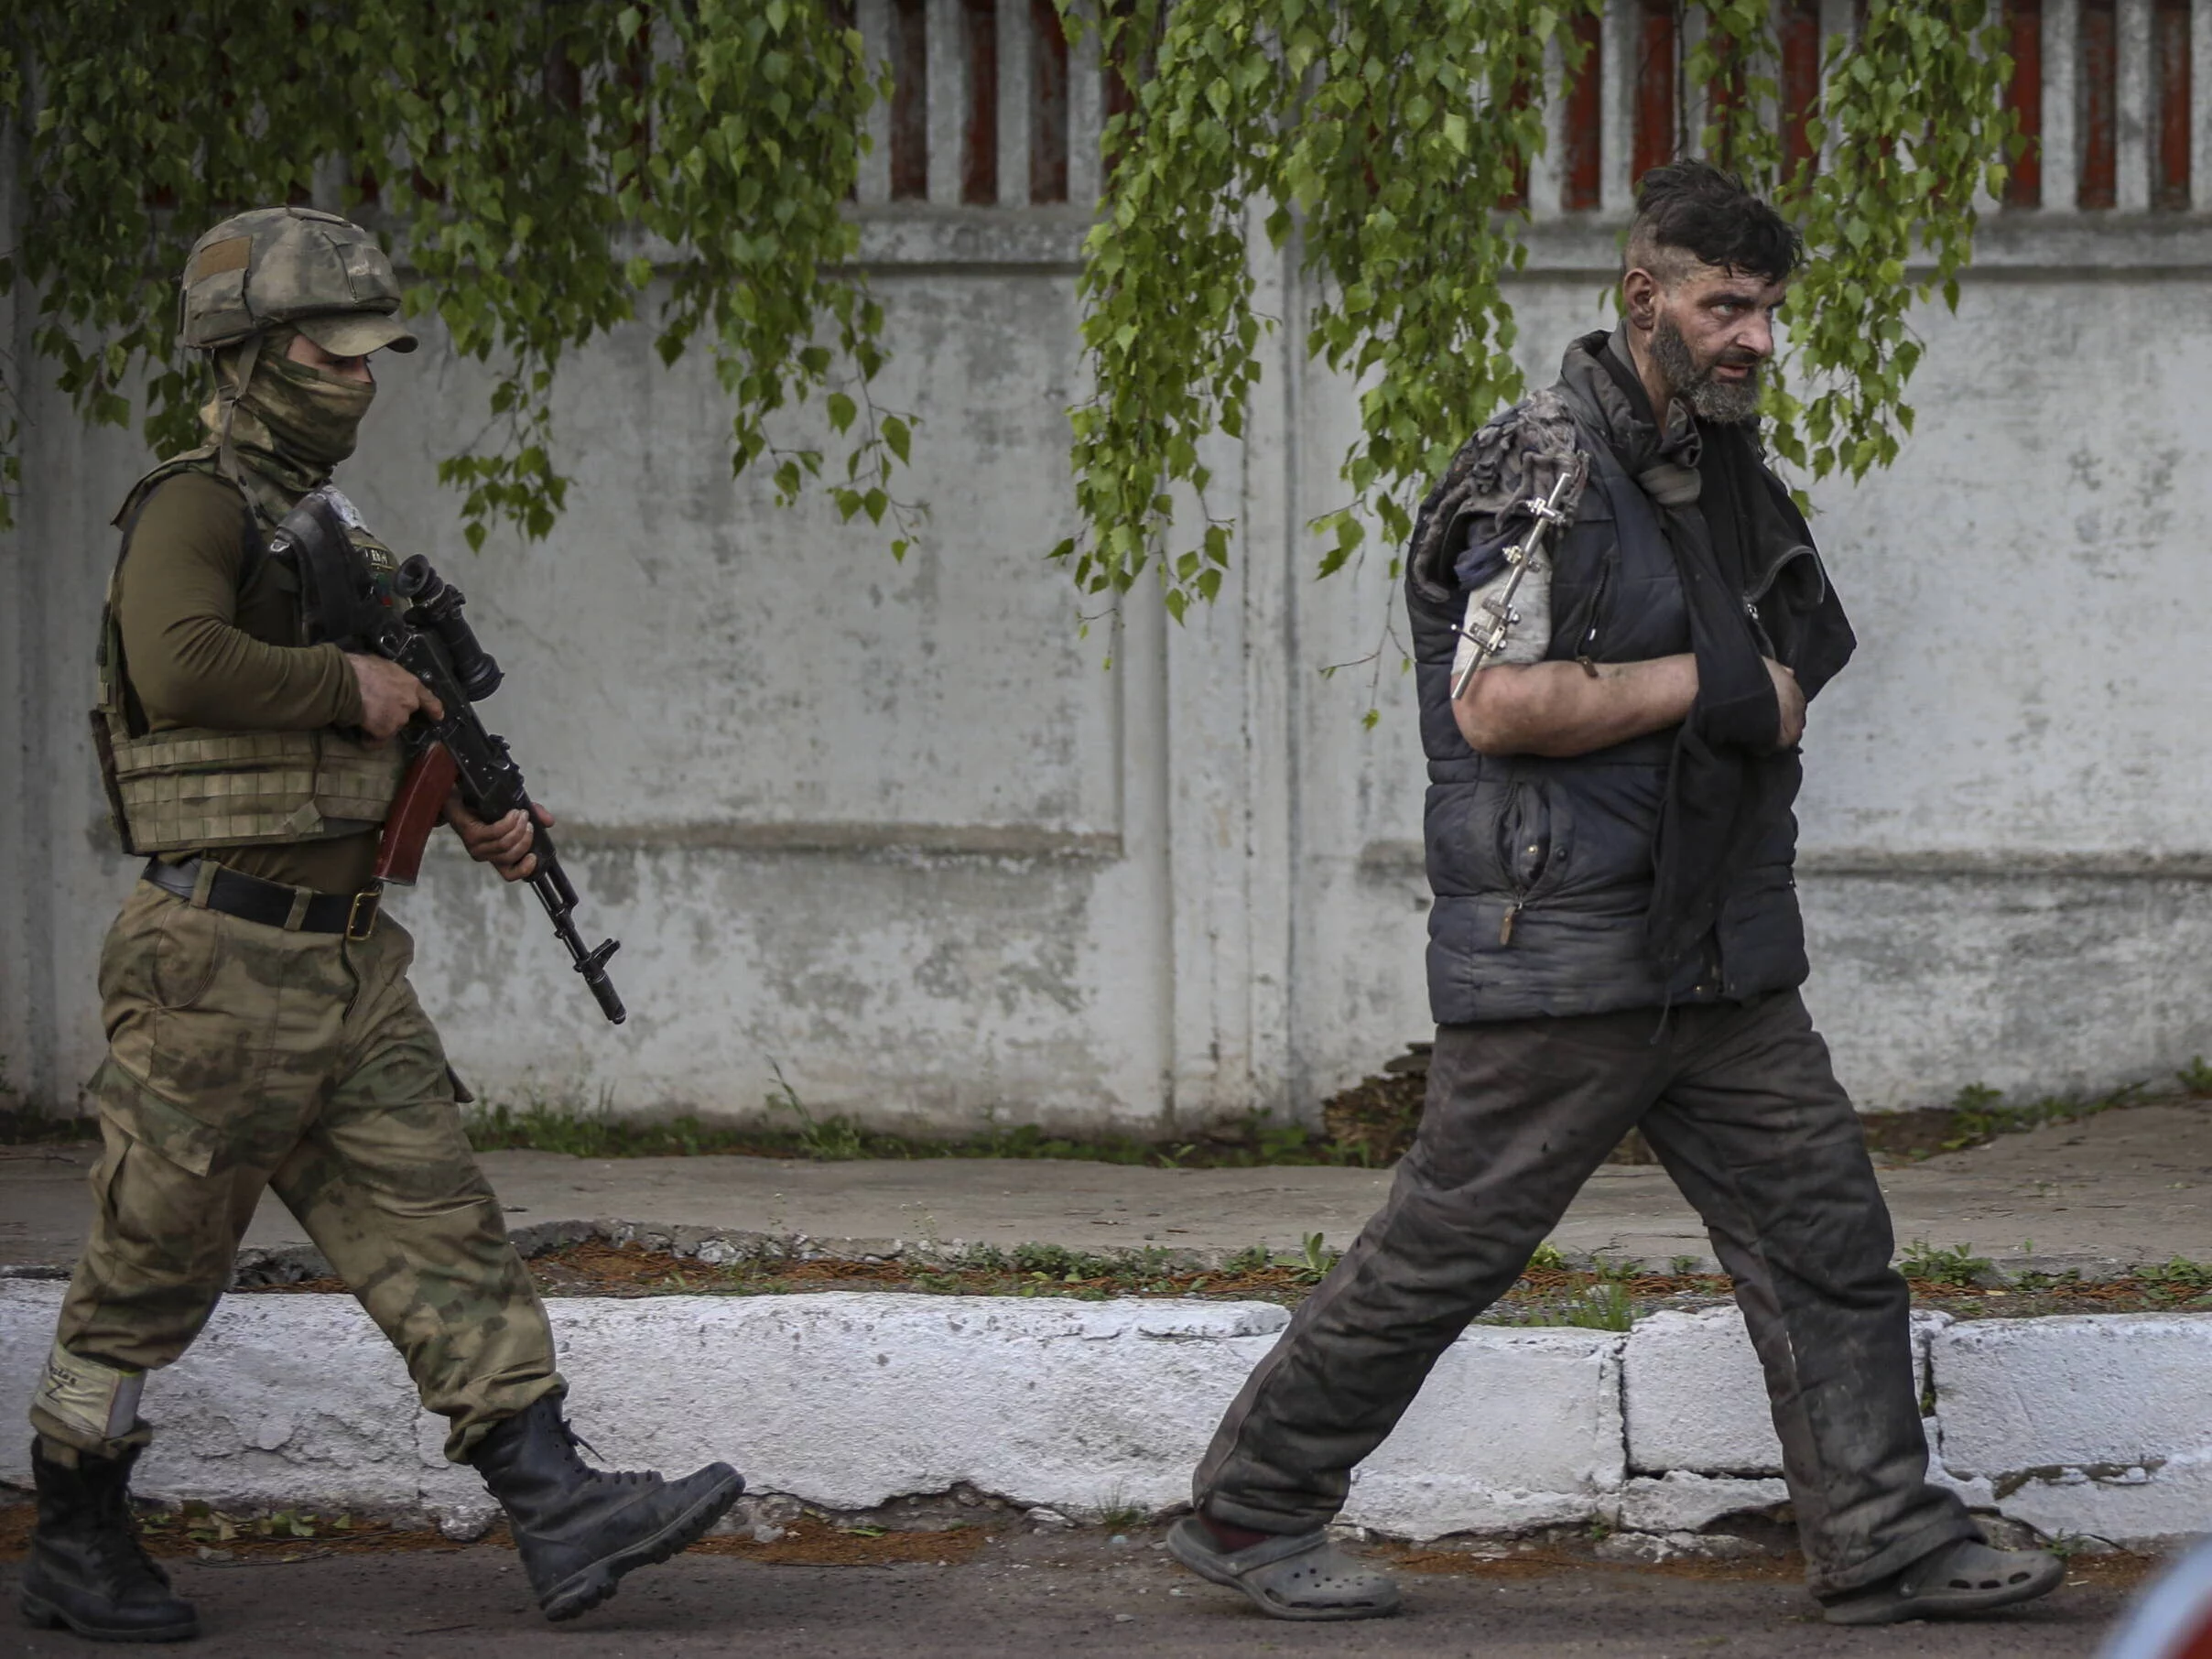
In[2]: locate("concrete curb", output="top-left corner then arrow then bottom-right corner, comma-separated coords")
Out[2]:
4,1285 -> 2207,1548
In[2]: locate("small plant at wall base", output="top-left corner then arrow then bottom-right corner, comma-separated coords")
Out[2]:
13,3 -> 2011,584
1900,1239 -> 1994,1289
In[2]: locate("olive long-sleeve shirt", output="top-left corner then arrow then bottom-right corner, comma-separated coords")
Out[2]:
116,470 -> 380,892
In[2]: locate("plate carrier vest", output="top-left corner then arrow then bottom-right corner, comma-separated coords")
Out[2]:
92,452 -> 406,856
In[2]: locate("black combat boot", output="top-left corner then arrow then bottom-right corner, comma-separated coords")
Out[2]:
17,1439 -> 199,1643
468,1394 -> 743,1621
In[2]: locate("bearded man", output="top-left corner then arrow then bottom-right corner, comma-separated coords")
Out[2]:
1166,162 -> 2064,1627
18,207 -> 741,1643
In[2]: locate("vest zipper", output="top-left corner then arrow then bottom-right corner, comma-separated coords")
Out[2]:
1500,903 -> 1520,946
1580,553 -> 1616,661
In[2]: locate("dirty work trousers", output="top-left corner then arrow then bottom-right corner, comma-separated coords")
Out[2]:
1192,991 -> 1977,1598
33,879 -> 560,1464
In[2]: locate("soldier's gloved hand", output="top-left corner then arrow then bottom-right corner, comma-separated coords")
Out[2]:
447,797 -> 554,882
347,653 -> 444,742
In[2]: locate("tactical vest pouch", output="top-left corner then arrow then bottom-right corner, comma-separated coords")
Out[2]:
102,726 -> 404,855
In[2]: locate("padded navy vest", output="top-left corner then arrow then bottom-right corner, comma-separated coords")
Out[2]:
1405,409 -> 1809,1025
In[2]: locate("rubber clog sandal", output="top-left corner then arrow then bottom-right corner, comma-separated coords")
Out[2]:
1821,1537 -> 2066,1626
1166,1515 -> 1402,1621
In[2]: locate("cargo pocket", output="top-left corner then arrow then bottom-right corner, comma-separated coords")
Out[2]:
90,1058 -> 228,1179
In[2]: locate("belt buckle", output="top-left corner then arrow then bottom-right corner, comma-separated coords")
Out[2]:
345,889 -> 381,941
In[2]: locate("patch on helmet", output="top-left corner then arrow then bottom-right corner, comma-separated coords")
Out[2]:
188,236 -> 252,282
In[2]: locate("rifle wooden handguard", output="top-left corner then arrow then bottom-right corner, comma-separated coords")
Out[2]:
374,743 -> 460,886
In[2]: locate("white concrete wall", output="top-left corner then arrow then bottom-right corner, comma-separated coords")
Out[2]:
8,8 -> 2212,1131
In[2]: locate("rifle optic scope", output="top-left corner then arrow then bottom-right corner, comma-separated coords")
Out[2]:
395,556 -> 504,702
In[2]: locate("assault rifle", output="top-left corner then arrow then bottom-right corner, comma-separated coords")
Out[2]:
269,487 -> 626,1024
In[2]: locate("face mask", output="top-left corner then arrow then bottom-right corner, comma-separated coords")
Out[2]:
239,350 -> 376,470
200,331 -> 376,498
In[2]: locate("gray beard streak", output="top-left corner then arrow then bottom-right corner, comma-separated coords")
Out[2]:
1650,318 -> 1762,425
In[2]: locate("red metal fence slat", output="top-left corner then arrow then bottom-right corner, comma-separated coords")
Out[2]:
855,0 -> 2191,218
1029,0 -> 1069,202
2003,0 -> 2044,207
1780,0 -> 1822,179
890,0 -> 929,201
1632,0 -> 1677,184
1561,8 -> 1603,211
2078,0 -> 2118,210
2154,0 -> 2192,211
961,0 -> 999,203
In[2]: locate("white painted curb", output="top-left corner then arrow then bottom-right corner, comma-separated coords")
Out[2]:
4,1285 -> 2207,1546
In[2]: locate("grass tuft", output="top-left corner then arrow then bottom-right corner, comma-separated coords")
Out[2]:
1900,1239 -> 1995,1288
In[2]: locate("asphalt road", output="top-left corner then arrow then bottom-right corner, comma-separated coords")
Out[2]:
1,1537 -> 2141,1658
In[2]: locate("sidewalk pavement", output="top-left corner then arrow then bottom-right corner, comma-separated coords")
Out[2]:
7,1101 -> 2209,1276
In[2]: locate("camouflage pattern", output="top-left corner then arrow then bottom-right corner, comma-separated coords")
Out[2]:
179,207 -> 417,355
99,726 -> 407,856
35,882 -> 560,1463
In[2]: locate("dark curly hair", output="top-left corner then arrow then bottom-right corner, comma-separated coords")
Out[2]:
1624,159 -> 1804,286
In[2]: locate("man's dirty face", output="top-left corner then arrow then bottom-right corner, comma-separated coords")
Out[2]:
1644,261 -> 1790,424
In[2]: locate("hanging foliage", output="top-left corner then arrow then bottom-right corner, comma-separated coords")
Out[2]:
0,0 -> 901,546
1057,0 -> 2019,616
4,1 -> 2014,593
1687,0 -> 2015,484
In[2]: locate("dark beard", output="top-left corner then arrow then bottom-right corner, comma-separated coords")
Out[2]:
1649,315 -> 1762,424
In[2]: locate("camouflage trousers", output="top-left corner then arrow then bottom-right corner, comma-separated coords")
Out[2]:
32,878 -> 560,1464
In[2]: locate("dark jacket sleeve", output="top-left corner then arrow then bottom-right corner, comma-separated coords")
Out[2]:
114,473 -> 365,732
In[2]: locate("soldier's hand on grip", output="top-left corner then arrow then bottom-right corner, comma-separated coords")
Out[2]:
448,797 -> 553,882
348,653 -> 443,742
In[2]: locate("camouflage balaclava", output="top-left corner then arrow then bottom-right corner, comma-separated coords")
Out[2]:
177,206 -> 416,511
199,326 -> 375,501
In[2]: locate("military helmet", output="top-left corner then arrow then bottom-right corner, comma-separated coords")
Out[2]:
178,205 -> 418,356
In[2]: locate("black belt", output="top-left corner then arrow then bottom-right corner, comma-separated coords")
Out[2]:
142,859 -> 383,939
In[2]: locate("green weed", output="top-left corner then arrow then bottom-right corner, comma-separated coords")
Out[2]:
1092,1489 -> 1150,1531
1252,1110 -> 1317,1163
1900,1239 -> 1994,1288
1529,1282 -> 1636,1331
1294,1231 -> 1340,1285
2136,1256 -> 2212,1302
1941,1079 -> 2147,1152
2179,1057 -> 2212,1097
765,1062 -> 865,1161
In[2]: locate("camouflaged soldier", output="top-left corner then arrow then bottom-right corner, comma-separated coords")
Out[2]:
19,207 -> 743,1644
